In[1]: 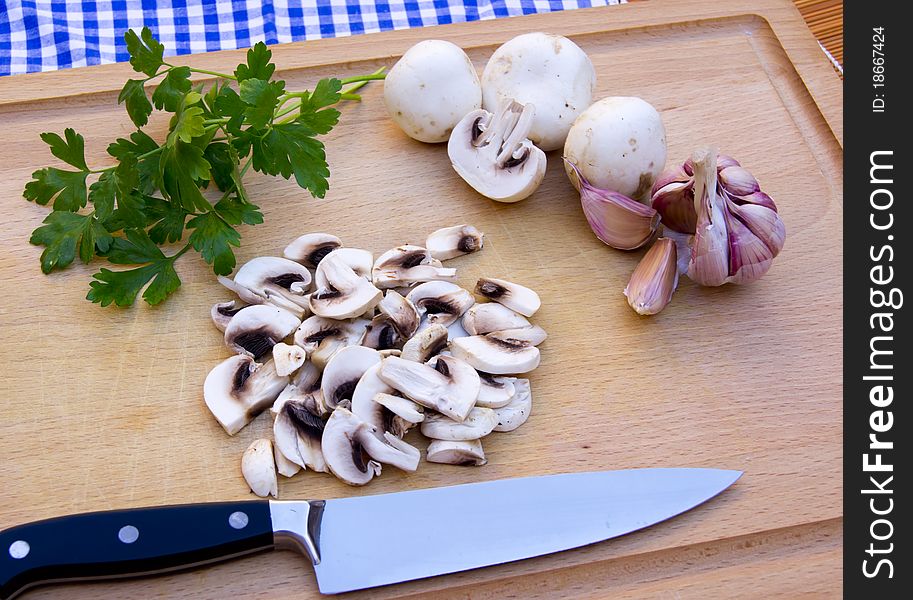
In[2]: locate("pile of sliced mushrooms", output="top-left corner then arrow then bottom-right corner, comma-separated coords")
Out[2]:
204,225 -> 547,493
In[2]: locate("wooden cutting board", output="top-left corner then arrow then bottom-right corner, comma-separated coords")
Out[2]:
0,0 -> 843,597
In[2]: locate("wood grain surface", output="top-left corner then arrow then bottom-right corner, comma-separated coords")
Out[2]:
0,0 -> 843,598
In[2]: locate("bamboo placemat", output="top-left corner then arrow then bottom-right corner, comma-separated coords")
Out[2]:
794,0 -> 843,65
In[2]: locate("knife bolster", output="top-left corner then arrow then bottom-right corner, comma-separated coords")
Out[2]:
269,500 -> 324,565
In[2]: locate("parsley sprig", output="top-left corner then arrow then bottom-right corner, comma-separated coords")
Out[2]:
23,28 -> 385,307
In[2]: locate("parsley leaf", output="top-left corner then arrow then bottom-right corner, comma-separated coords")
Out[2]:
251,122 -> 330,198
88,154 -> 140,220
125,27 -> 166,77
107,130 -> 161,194
118,79 -> 154,128
213,86 -> 247,134
40,128 -> 89,171
29,211 -> 113,273
186,212 -> 241,275
204,142 -> 237,192
159,140 -> 212,213
240,78 -> 286,129
166,92 -> 206,146
88,230 -> 182,306
145,197 -> 189,243
24,168 -> 89,211
152,66 -> 192,112
214,196 -> 264,226
234,42 -> 276,82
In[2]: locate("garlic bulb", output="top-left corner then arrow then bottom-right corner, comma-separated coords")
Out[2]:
565,159 -> 659,251
652,150 -> 786,286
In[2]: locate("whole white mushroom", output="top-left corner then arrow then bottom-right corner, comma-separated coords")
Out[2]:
481,32 -> 595,151
563,96 -> 667,201
384,40 -> 482,143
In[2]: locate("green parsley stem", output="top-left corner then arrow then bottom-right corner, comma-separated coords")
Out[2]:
163,62 -> 237,80
339,93 -> 361,101
339,70 -> 387,85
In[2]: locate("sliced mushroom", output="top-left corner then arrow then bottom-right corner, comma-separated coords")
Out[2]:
476,373 -> 517,408
322,408 -> 420,486
234,256 -> 313,305
486,325 -> 547,347
378,355 -> 480,422
315,248 -> 373,287
372,245 -> 457,289
449,335 -> 540,374
462,302 -> 531,335
400,323 -> 449,362
272,342 -> 307,376
426,225 -> 485,260
475,277 -> 541,317
204,355 -> 288,435
273,441 -> 302,477
493,378 -> 532,432
273,394 -> 328,472
310,253 -> 383,319
447,319 -> 470,340
406,281 -> 475,328
361,291 -> 421,350
241,439 -> 278,497
223,305 -> 301,359
374,393 -> 425,424
272,360 -> 324,418
426,439 -> 487,466
321,346 -> 382,410
420,407 -> 498,441
283,233 -> 342,268
447,100 -> 547,203
351,363 -> 414,438
211,300 -> 249,332
293,315 -> 368,370
379,349 -> 402,359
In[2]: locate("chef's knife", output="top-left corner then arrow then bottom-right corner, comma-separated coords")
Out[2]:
0,468 -> 740,598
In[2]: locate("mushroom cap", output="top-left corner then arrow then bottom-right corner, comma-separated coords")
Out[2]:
241,439 -> 278,497
204,355 -> 288,435
321,345 -> 382,409
321,408 -> 383,486
476,373 -> 517,408
400,323 -> 449,362
283,233 -> 342,268
351,363 -> 399,435
425,225 -> 485,260
563,96 -> 667,201
293,315 -> 368,369
426,439 -> 487,466
481,32 -> 596,151
372,245 -> 457,289
384,40 -> 482,143
406,281 -> 475,328
310,253 -> 383,319
448,104 -> 547,203
234,256 -> 313,299
462,302 -> 531,335
315,247 -> 373,288
378,355 -> 480,422
487,325 -> 548,347
211,300 -> 248,332
493,378 -> 532,431
223,304 -> 301,359
420,407 -> 499,441
474,277 -> 541,317
449,335 -> 541,375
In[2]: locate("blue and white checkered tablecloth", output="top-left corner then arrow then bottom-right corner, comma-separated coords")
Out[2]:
0,0 -> 625,76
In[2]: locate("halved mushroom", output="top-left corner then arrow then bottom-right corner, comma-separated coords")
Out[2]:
273,394 -> 328,472
487,325 -> 548,347
462,302 -> 531,335
426,439 -> 487,466
447,100 -> 547,203
321,346 -> 382,410
372,245 -> 457,289
426,225 -> 485,260
378,355 -> 480,421
224,305 -> 301,359
476,373 -> 517,408
204,355 -> 288,435
211,300 -> 249,332
420,407 -> 499,441
272,342 -> 307,376
241,439 -> 278,497
234,256 -> 313,305
283,233 -> 342,268
351,363 -> 419,438
361,291 -> 421,350
315,248 -> 373,287
493,378 -> 532,432
450,335 -> 540,374
272,360 -> 327,419
293,315 -> 368,370
310,253 -> 383,319
474,277 -> 541,316
406,281 -> 474,328
400,324 -> 449,362
322,408 -> 420,486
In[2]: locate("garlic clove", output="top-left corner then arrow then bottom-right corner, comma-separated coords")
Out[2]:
728,200 -> 786,257
241,439 -> 278,498
650,178 -> 696,234
734,190 -> 778,211
565,159 -> 659,250
718,166 -> 760,196
624,238 -> 679,315
687,149 -> 731,287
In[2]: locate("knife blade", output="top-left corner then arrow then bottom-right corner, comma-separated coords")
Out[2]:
0,468 -> 740,598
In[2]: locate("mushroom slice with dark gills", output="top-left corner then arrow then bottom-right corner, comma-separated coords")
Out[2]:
293,315 -> 369,370
426,439 -> 487,466
272,361 -> 327,418
462,302 -> 531,335
310,253 -> 383,319
273,394 -> 328,473
224,305 -> 301,359
352,363 -> 423,438
449,335 -> 540,375
425,225 -> 485,260
322,407 -> 420,486
315,248 -> 374,287
400,323 -> 449,362
283,232 -> 342,268
361,290 -> 421,350
372,245 -> 457,289
486,325 -> 547,347
204,355 -> 288,435
378,355 -> 480,422
474,277 -> 541,317
406,281 -> 474,328
321,346 -> 382,410
211,300 -> 249,332
232,257 -> 313,311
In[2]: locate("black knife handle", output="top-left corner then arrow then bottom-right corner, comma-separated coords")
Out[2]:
0,501 -> 274,600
